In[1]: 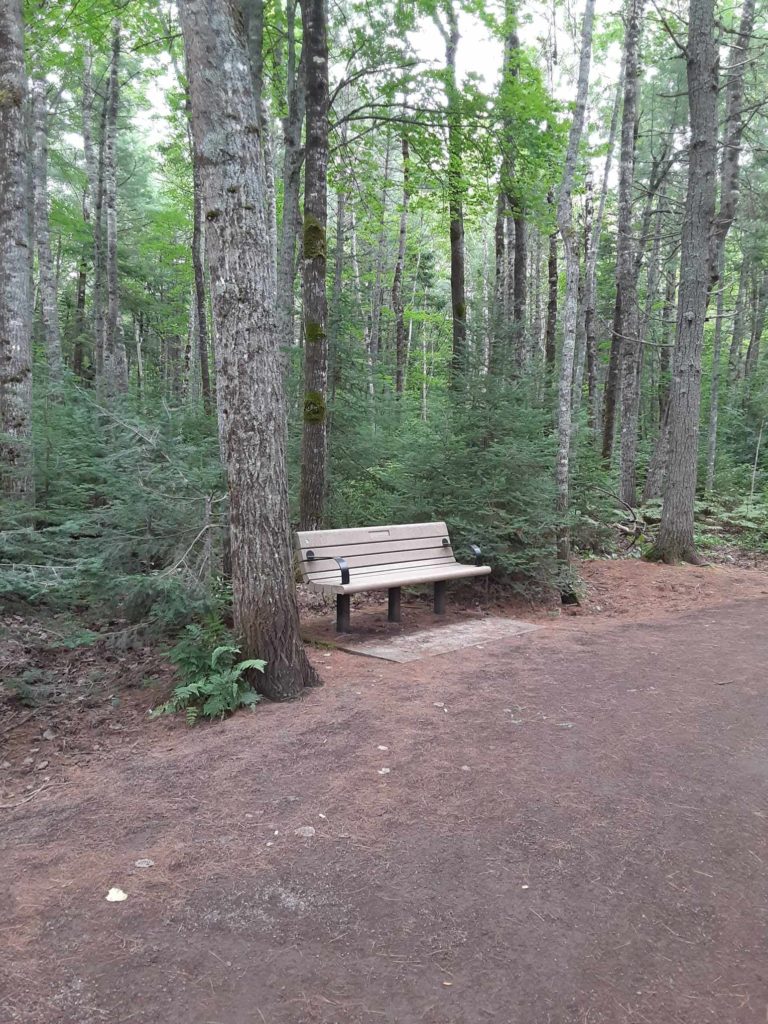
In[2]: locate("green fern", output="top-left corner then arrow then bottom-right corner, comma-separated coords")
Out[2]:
152,622 -> 266,723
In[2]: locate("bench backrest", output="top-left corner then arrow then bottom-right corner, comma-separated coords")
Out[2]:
295,522 -> 455,585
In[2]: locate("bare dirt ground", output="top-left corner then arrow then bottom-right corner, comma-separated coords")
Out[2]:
2,558 -> 768,1023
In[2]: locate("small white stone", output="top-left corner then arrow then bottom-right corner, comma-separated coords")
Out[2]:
461,765 -> 471,771
377,745 -> 389,751
105,887 -> 128,902
378,767 -> 391,775
295,826 -> 316,838
134,858 -> 154,869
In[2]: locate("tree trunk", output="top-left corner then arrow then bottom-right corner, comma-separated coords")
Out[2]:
744,271 -> 768,378
276,0 -> 305,347
178,61 -> 213,415
72,262 -> 87,378
490,192 -> 506,375
545,191 -> 558,371
727,258 -> 748,382
83,50 -> 107,379
392,131 -> 410,396
328,167 -> 345,401
708,0 -> 755,290
0,0 -> 33,501
369,132 -> 392,376
704,248 -> 726,492
609,0 -> 645,490
650,0 -> 718,563
179,0 -> 319,698
435,3 -> 467,378
31,81 -> 63,384
584,64 -> 623,433
555,0 -> 596,562
298,0 -> 330,532
101,20 -> 127,396
642,269 -> 677,502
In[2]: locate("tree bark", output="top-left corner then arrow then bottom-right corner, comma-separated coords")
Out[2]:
178,58 -> 213,415
434,2 -> 467,378
298,0 -> 330,532
650,0 -> 718,563
101,20 -> 128,396
545,190 -> 558,371
83,49 -> 107,379
179,0 -> 319,698
727,258 -> 748,382
744,270 -> 768,378
555,0 -> 596,562
31,81 -> 63,384
708,0 -> 755,290
0,0 -> 33,500
392,131 -> 410,395
614,2 -> 646,508
584,64 -> 623,433
703,0 -> 755,485
276,0 -> 305,347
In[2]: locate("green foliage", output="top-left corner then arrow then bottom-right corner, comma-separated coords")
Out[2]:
0,377 -> 224,629
152,621 -> 265,724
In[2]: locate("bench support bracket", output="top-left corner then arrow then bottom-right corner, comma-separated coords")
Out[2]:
433,580 -> 447,615
388,587 -> 401,623
336,594 -> 351,633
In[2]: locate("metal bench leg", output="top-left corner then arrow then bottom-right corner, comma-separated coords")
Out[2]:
433,580 -> 447,615
388,587 -> 401,623
336,594 -> 351,633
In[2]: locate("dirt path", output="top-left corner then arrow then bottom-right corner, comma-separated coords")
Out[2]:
2,565 -> 768,1023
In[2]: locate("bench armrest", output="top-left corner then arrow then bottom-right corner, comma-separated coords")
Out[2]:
469,544 -> 482,566
334,556 -> 350,585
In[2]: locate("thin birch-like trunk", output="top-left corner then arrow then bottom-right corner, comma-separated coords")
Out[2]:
101,20 -> 127,396
584,64 -> 623,433
31,81 -> 63,383
392,131 -> 410,395
555,0 -> 596,562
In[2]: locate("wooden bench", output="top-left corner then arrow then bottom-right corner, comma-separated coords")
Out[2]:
295,521 -> 491,632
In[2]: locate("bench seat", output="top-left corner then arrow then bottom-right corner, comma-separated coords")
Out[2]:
295,521 -> 490,631
307,561 -> 490,595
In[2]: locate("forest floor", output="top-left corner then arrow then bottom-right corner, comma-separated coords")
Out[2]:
2,557 -> 768,1023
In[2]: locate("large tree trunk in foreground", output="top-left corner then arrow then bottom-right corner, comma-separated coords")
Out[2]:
0,0 -> 33,500
650,0 -> 718,563
101,20 -> 128,396
31,81 -> 63,384
554,0 -> 596,562
179,0 -> 319,698
298,0 -> 330,531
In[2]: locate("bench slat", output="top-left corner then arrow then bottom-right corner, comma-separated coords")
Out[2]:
296,521 -> 448,552
301,547 -> 456,579
298,533 -> 451,563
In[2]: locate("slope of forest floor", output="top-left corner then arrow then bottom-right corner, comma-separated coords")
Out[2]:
2,557 -> 768,1023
